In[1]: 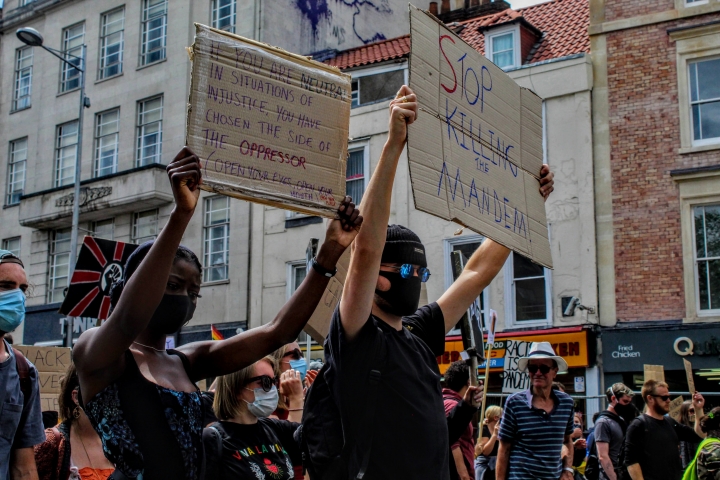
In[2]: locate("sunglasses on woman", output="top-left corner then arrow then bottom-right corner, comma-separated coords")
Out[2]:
382,264 -> 431,283
245,375 -> 279,393
527,364 -> 552,374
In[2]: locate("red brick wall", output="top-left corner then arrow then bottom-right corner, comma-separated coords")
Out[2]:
606,14 -> 720,322
604,0 -> 674,22
520,25 -> 539,63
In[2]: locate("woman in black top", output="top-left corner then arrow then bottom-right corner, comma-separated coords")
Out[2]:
203,356 -> 304,479
74,147 -> 362,479
475,406 -> 502,480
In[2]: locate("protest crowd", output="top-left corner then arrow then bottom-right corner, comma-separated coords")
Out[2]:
1,85 -> 717,480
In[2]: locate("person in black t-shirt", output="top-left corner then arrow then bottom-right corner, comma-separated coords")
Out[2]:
625,379 -> 705,480
203,356 -> 305,480
328,85 -> 555,480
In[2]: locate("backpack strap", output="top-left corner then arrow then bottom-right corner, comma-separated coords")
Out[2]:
353,329 -> 387,480
12,347 -> 33,406
167,349 -> 196,385
202,423 -> 224,479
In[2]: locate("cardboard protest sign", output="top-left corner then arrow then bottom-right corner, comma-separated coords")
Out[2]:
59,237 -> 138,320
186,24 -> 352,217
502,340 -> 531,393
684,358 -> 696,394
407,5 -> 552,268
304,246 -> 351,343
15,346 -> 71,373
39,372 -> 65,395
644,364 -> 665,383
40,394 -> 60,413
669,396 -> 685,420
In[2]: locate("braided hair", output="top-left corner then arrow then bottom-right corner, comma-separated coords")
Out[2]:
109,240 -> 202,308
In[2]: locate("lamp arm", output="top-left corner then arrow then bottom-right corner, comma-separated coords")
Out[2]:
42,45 -> 85,71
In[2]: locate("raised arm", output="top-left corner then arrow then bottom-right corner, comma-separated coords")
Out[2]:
339,86 -> 417,341
75,148 -> 201,380
181,198 -> 362,379
437,165 -> 554,332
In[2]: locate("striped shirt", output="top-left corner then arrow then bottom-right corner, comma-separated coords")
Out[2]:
498,388 -> 575,480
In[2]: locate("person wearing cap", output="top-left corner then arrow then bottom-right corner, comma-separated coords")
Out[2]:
0,250 -> 45,479
593,383 -> 636,480
329,85 -> 555,480
495,342 -> 576,480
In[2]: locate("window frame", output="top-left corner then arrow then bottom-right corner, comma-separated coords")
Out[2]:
211,0 -> 236,33
55,120 -> 79,188
2,237 -> 22,258
688,56 -> 720,147
286,260 -> 308,300
203,196 -> 231,284
132,209 -> 159,244
484,24 -> 521,71
346,141 -> 370,205
60,22 -> 85,93
98,7 -> 125,80
693,203 -> 720,315
349,63 -> 408,108
136,95 -> 164,166
13,46 -> 33,111
91,218 -> 115,240
7,137 -> 27,206
443,235 -> 490,336
94,108 -> 120,178
140,0 -> 168,66
503,251 -> 552,328
48,228 -> 72,304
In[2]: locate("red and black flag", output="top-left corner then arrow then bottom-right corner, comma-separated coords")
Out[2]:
59,237 -> 138,320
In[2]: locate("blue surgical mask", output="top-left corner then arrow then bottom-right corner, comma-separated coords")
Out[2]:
244,385 -> 279,418
288,359 -> 307,381
0,289 -> 25,333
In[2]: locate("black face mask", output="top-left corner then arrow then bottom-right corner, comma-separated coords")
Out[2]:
614,403 -> 638,423
148,294 -> 196,334
375,271 -> 421,317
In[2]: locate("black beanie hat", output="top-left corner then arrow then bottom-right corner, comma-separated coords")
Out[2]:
381,225 -> 427,267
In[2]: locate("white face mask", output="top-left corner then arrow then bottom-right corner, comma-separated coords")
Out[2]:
244,385 -> 279,418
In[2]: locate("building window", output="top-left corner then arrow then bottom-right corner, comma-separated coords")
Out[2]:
56,121 -> 78,187
689,58 -> 720,145
351,67 -> 405,108
211,0 -> 236,33
489,31 -> 516,70
13,47 -> 33,111
60,23 -> 84,92
140,0 -> 167,66
94,109 -> 120,177
203,196 -> 230,283
91,218 -> 115,240
20,0 -> 35,5
7,138 -> 27,206
132,209 -> 159,244
694,204 -> 720,312
505,252 -> 552,325
99,8 -> 124,79
2,237 -> 21,258
287,261 -> 307,299
136,96 -> 163,166
444,236 -> 487,335
49,228 -> 71,303
346,146 -> 367,204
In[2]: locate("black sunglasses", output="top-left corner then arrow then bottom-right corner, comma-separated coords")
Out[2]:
651,394 -> 671,402
528,364 -> 552,374
245,375 -> 279,393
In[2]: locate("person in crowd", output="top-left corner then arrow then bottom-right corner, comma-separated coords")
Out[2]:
594,383 -> 635,480
0,250 -> 45,480
270,343 -> 306,420
684,406 -> 720,480
203,356 -> 303,479
73,147 -> 363,480
570,412 -> 588,478
325,85 -> 554,480
475,406 -> 502,480
443,361 -> 476,480
34,363 -> 114,480
624,379 -> 705,480
496,342 -> 575,480
676,400 -> 702,470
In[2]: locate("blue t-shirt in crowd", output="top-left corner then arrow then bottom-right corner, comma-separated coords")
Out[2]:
0,339 -> 45,479
498,388 -> 575,480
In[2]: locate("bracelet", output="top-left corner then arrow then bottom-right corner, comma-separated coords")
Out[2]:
311,257 -> 337,278
288,407 -> 304,411
563,467 -> 574,473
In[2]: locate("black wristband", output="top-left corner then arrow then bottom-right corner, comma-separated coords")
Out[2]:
312,257 -> 337,278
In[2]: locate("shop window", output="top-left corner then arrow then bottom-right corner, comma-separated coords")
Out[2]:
60,23 -> 84,92
203,196 -> 230,283
443,235 -> 487,335
351,67 -> 405,108
99,8 -> 124,79
505,252 -> 552,327
694,204 -> 720,312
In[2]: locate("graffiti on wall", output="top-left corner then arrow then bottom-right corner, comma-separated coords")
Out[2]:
294,0 -> 392,46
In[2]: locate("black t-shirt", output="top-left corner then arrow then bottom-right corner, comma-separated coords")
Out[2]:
326,302 -> 449,480
481,425 -> 499,457
206,419 -> 301,480
624,414 -> 701,480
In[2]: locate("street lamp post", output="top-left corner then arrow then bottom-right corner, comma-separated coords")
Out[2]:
17,28 -> 90,348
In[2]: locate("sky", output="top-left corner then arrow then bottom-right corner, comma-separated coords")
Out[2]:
508,0 -> 553,9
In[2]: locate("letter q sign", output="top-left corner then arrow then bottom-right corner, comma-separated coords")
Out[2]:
674,337 -> 694,356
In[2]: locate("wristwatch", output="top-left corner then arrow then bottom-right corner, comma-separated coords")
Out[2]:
311,257 -> 337,278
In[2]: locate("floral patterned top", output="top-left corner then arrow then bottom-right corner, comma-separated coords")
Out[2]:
84,350 -> 203,480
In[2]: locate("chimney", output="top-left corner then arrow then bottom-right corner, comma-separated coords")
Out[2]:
441,0 -> 451,13
429,1 -> 438,15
